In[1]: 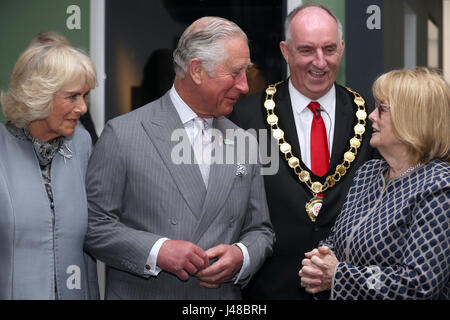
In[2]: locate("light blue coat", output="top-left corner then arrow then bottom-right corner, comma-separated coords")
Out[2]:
0,123 -> 99,299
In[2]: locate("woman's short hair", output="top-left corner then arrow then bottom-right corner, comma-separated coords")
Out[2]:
173,16 -> 248,78
372,67 -> 450,164
28,30 -> 73,47
1,43 -> 97,128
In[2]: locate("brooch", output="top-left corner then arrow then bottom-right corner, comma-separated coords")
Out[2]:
58,143 -> 73,163
236,163 -> 247,176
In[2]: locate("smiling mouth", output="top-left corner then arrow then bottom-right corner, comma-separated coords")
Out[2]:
309,70 -> 326,79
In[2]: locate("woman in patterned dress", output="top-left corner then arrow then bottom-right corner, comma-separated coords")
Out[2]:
299,67 -> 449,299
0,43 -> 99,299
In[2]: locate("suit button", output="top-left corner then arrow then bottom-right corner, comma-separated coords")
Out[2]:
313,225 -> 320,232
145,264 -> 151,270
170,218 -> 178,225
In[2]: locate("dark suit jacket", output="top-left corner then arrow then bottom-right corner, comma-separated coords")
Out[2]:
229,81 -> 377,299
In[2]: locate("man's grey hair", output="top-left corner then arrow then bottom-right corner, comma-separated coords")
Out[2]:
284,2 -> 343,43
173,16 -> 248,78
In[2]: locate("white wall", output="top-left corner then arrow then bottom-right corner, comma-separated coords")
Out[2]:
443,0 -> 450,81
285,0 -> 303,77
89,0 -> 106,299
90,0 -> 105,136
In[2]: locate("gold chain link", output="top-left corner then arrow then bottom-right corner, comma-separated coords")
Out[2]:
264,82 -> 367,194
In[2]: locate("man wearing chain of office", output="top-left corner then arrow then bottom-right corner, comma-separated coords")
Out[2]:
230,3 -> 378,299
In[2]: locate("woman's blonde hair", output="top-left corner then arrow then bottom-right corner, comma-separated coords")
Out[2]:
1,43 -> 97,127
372,67 -> 450,164
28,30 -> 73,47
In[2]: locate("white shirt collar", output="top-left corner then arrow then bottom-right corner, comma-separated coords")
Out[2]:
288,79 -> 336,115
170,85 -> 214,128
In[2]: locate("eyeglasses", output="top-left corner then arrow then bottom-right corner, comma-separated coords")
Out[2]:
374,101 -> 390,117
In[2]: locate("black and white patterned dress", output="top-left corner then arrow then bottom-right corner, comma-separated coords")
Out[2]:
321,159 -> 450,299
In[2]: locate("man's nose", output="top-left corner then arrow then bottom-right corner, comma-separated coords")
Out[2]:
312,49 -> 327,69
235,71 -> 249,94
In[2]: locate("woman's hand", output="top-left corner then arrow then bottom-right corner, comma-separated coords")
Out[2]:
299,246 -> 338,294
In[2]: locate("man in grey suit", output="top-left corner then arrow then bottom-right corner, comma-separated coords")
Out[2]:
85,16 -> 275,300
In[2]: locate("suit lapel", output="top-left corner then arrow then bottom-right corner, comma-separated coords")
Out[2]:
272,81 -> 321,183
191,117 -> 236,243
329,85 -> 354,170
280,83 -> 355,179
317,85 -> 356,223
274,81 -> 302,158
141,92 -> 206,219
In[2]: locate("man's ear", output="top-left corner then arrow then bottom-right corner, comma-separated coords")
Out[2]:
339,40 -> 346,58
280,41 -> 289,64
189,58 -> 204,85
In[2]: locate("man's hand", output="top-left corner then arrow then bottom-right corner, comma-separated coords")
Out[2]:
157,240 -> 209,281
196,244 -> 244,288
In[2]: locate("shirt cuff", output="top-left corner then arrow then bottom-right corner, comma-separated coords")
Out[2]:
144,237 -> 169,276
232,242 -> 250,284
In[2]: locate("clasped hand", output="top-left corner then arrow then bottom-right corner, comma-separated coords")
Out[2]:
298,246 -> 339,294
157,240 -> 243,288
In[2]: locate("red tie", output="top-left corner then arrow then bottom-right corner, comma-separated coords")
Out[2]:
307,102 -> 329,177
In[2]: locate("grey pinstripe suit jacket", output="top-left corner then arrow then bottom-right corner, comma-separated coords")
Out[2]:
84,91 -> 275,300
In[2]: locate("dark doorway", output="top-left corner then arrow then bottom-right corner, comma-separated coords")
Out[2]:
105,0 -> 285,121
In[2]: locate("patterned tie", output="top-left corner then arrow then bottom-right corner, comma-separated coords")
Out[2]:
307,102 -> 329,177
193,117 -> 211,188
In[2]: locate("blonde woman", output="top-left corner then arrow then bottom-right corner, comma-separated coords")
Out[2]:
0,43 -> 99,299
299,68 -> 450,299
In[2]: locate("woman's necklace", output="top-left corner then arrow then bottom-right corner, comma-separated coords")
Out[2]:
385,162 -> 423,183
